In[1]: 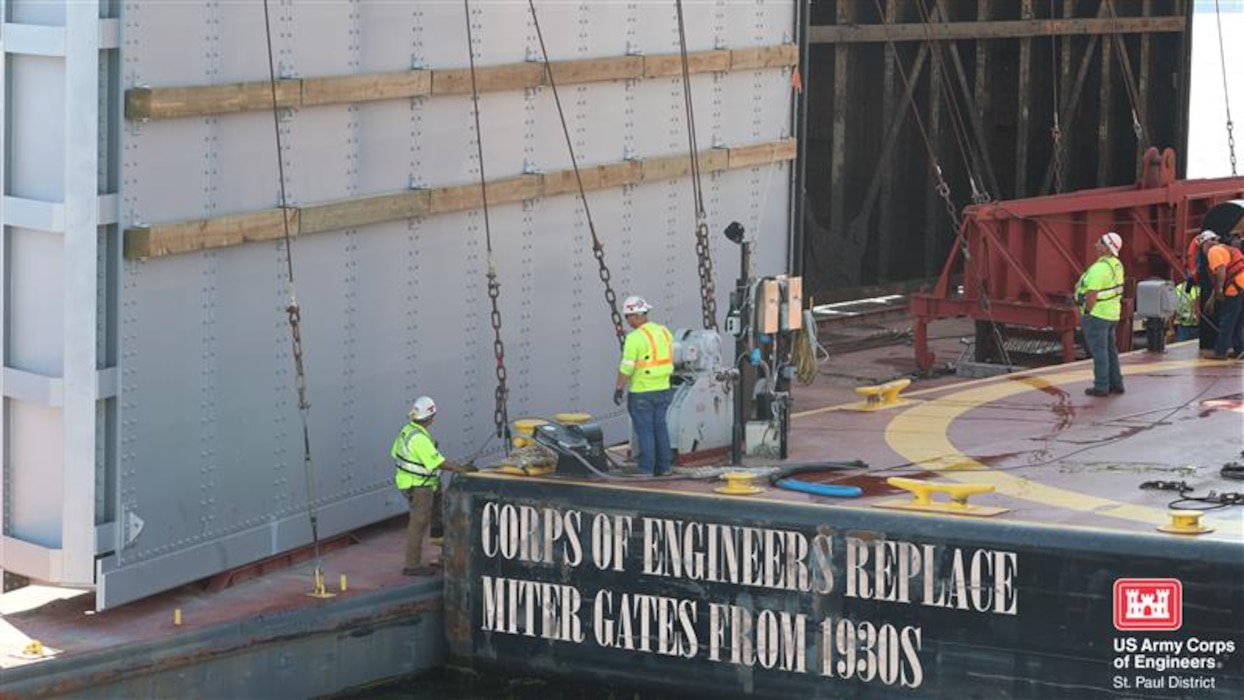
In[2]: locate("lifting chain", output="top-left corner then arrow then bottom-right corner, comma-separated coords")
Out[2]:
286,301 -> 310,413
1228,118 -> 1238,177
593,239 -> 626,347
528,0 -> 626,348
694,218 -> 718,331
677,0 -> 718,332
465,0 -> 512,445
486,267 -> 510,442
1050,122 -> 1065,193
934,167 -> 961,232
263,0 -> 322,564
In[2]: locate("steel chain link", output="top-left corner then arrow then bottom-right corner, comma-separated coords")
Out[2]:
694,218 -> 719,331
1050,123 -> 1065,193
486,269 -> 511,443
592,240 -> 625,347
1228,119 -> 1238,177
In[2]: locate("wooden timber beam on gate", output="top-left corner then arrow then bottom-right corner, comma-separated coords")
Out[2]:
124,45 -> 796,121
808,16 -> 1183,44
122,138 -> 796,259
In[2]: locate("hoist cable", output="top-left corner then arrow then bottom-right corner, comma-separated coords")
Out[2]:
871,0 -> 1011,367
1048,0 -> 1065,193
674,0 -> 719,331
914,0 -> 991,203
463,0 -> 513,449
261,0 -> 322,566
1103,0 -> 1149,147
526,0 -> 626,348
1214,0 -> 1238,176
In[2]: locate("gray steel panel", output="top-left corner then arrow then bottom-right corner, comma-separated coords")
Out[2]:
357,1 -> 421,73
213,2 -> 276,84
8,227 -> 63,375
98,488 -> 400,608
418,94 -> 481,188
473,91 -> 529,181
719,67 -> 793,142
626,76 -> 720,160
283,106 -> 352,204
355,101 -> 416,193
288,1 -> 352,78
723,0 -> 794,47
8,401 -> 64,546
528,82 -> 629,171
124,1 -> 212,88
10,0 -> 65,25
126,116 -> 280,221
8,55 -> 65,200
104,0 -> 796,607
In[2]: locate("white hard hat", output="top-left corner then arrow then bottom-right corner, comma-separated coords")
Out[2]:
408,396 -> 436,422
1195,230 -> 1220,245
1100,231 -> 1122,256
622,296 -> 651,315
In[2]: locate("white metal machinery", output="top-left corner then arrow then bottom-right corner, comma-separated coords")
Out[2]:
629,329 -> 734,463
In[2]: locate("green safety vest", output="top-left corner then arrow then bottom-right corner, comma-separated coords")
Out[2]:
1174,284 -> 1199,327
1075,255 -> 1125,321
390,422 -> 445,490
619,322 -> 674,393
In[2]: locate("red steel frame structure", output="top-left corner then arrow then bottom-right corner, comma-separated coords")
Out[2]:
912,148 -> 1244,370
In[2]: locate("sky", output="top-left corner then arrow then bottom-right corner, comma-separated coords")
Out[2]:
1188,1 -> 1244,178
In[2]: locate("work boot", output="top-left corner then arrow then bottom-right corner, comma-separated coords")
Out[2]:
1084,388 -> 1109,397
1109,386 -> 1125,395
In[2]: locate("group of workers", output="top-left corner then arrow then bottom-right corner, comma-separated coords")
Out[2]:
389,295 -> 673,575
1076,227 -> 1244,398
390,225 -> 1241,573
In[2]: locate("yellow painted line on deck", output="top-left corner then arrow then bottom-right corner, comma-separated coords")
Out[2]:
883,358 -> 1241,534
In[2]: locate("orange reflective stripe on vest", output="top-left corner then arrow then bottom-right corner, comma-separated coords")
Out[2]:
634,325 -> 673,369
1227,249 -> 1244,294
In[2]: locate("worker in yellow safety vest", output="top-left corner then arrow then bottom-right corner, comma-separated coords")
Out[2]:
614,296 -> 675,476
390,396 -> 468,576
1074,232 -> 1126,397
1173,281 -> 1200,342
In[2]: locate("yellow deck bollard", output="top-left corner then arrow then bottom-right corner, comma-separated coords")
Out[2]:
875,476 -> 1008,517
848,378 -> 914,411
553,412 -> 592,424
1158,510 -> 1213,535
174,609 -> 182,626
714,472 -> 765,496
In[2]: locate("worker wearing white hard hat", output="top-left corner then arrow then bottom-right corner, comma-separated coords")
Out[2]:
1186,230 -> 1221,354
389,395 -> 468,576
1202,231 -> 1244,358
1074,232 -> 1126,397
614,295 -> 675,475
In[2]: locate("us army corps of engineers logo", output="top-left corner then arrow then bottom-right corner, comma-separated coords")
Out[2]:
1110,578 -> 1235,694
1114,578 -> 1181,631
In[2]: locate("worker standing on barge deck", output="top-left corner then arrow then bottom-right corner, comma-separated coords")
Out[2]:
614,296 -> 675,476
1204,232 -> 1244,359
1075,232 -> 1126,397
390,396 -> 466,576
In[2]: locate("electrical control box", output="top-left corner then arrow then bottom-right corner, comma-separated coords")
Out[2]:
1136,279 -> 1178,319
760,280 -> 780,334
780,276 -> 803,331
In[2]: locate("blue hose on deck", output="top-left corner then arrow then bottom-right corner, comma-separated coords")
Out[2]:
775,478 -> 862,498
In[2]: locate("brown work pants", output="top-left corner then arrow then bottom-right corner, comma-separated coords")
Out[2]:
403,487 -> 435,568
